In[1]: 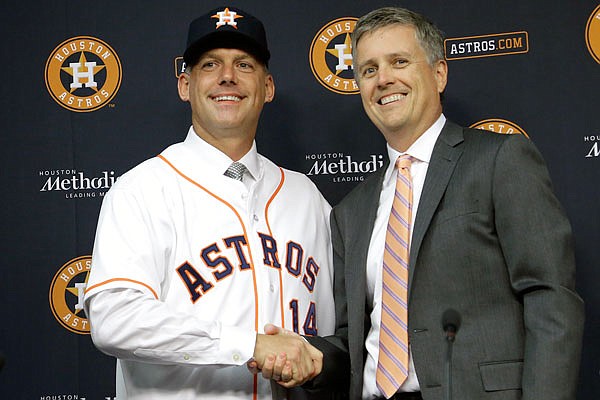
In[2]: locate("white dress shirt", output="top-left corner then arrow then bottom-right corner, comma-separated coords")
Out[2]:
362,114 -> 446,399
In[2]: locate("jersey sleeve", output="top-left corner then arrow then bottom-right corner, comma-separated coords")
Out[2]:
86,288 -> 256,366
84,175 -> 256,366
85,183 -> 167,298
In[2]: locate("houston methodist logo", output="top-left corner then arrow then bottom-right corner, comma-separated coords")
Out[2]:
470,118 -> 529,137
39,168 -> 117,199
585,4 -> 600,64
306,152 -> 384,183
45,36 -> 122,112
49,256 -> 91,334
309,17 -> 359,94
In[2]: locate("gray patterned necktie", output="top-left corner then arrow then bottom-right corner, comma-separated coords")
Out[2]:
223,162 -> 247,182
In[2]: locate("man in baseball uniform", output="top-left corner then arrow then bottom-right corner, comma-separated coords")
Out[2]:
84,6 -> 335,400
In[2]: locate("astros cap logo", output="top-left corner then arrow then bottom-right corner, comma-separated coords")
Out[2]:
212,7 -> 243,29
470,118 -> 529,138
49,256 -> 92,334
585,5 -> 600,64
45,36 -> 122,112
309,17 -> 359,95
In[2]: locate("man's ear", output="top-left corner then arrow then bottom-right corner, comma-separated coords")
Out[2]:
264,74 -> 275,103
177,72 -> 190,102
434,59 -> 448,94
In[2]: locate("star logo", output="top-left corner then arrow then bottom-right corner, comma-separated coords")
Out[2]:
60,52 -> 105,91
45,36 -> 122,112
49,256 -> 92,334
309,17 -> 359,95
326,32 -> 353,73
211,7 -> 243,29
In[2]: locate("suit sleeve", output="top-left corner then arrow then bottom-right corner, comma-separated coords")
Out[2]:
493,135 -> 584,399
303,208 -> 351,394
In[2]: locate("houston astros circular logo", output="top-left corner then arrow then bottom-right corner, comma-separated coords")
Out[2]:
49,256 -> 92,334
309,17 -> 358,95
45,36 -> 122,112
470,118 -> 529,138
585,5 -> 600,64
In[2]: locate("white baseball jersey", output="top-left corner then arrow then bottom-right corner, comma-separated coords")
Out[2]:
84,127 -> 335,400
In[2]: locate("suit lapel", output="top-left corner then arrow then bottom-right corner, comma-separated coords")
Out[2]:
346,160 -> 388,319
408,121 -> 464,298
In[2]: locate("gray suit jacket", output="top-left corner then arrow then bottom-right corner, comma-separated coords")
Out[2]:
308,121 -> 584,400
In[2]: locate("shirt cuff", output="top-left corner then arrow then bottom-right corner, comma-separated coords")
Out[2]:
220,325 -> 256,365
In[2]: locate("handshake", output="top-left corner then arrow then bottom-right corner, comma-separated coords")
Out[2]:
249,323 -> 322,388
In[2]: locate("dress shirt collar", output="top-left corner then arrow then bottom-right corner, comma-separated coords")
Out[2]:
385,114 -> 446,178
184,126 -> 261,182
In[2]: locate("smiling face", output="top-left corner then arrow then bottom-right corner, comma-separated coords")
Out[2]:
178,48 -> 275,153
354,24 -> 447,151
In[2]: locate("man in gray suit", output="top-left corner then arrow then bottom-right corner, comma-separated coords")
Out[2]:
258,6 -> 585,400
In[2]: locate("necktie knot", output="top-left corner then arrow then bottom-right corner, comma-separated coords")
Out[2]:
224,162 -> 247,181
397,154 -> 412,170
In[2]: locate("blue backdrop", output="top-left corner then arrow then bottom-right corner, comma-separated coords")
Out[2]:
1,1 -> 598,398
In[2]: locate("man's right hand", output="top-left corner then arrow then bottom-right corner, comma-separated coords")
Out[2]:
251,324 -> 323,387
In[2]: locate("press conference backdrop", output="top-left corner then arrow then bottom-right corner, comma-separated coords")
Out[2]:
0,0 -> 598,398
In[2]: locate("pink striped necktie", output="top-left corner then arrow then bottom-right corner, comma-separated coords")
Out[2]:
376,154 -> 413,398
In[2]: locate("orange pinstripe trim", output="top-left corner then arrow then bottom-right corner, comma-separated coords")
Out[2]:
264,167 -> 285,234
253,375 -> 258,400
157,154 -> 260,332
85,278 -> 159,299
264,167 -> 286,329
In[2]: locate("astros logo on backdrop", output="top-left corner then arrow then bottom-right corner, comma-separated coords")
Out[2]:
585,4 -> 600,64
309,17 -> 359,95
45,36 -> 122,112
49,256 -> 92,334
470,118 -> 529,137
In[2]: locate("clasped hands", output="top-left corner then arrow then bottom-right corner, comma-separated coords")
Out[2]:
249,323 -> 322,388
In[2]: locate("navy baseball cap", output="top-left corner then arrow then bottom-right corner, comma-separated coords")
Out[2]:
184,6 -> 270,67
